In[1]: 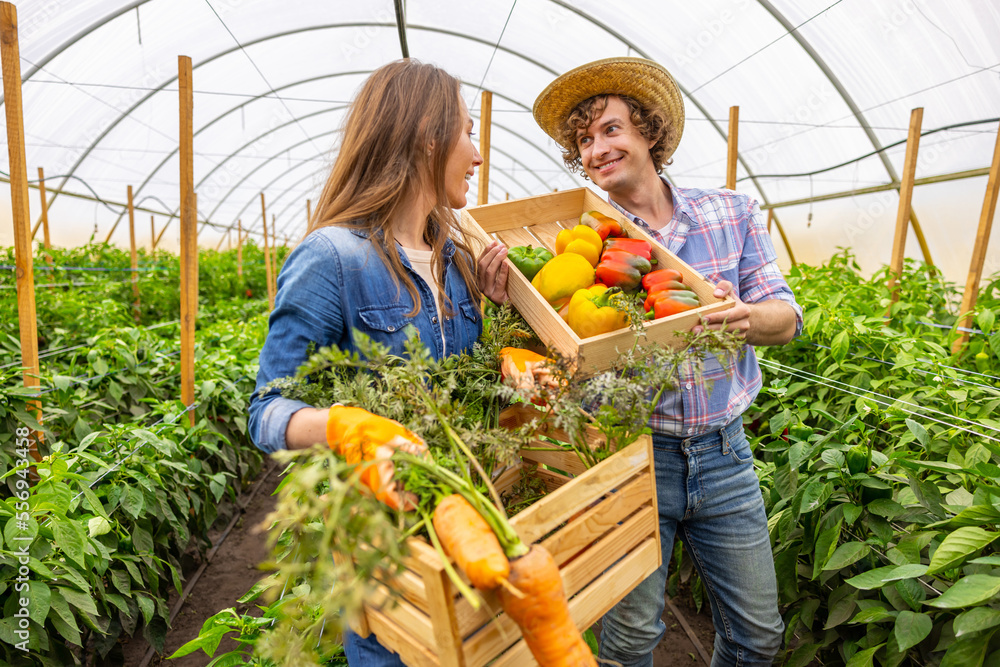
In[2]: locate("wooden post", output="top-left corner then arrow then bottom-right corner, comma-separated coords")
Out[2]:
771,213 -> 797,266
37,167 -> 50,249
306,198 -> 312,228
261,193 -> 274,309
887,108 -> 923,306
726,106 -> 739,190
127,185 -> 139,321
2,2 -> 41,456
477,90 -> 492,206
952,123 -> 1000,354
237,219 -> 243,279
909,209 -> 936,276
766,209 -> 773,234
271,213 -> 278,297
154,218 -> 170,248
150,215 -> 156,251
178,55 -> 196,426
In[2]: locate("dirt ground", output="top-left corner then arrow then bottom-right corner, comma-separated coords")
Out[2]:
120,463 -> 716,667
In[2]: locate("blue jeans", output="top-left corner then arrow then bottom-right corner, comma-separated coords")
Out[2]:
599,419 -> 784,666
343,629 -> 407,666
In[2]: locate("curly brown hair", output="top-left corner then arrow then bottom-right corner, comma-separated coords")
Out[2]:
557,94 -> 678,177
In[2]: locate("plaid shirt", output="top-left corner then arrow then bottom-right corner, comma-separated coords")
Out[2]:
609,177 -> 803,437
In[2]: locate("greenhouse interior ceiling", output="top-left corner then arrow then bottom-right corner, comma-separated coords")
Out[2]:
0,0 -> 998,284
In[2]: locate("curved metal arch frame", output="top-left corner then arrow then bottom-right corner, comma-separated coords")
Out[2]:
262,140 -> 546,240
129,86 -> 564,234
36,20 -> 563,224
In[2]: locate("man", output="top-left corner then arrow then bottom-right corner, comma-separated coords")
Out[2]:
479,57 -> 802,666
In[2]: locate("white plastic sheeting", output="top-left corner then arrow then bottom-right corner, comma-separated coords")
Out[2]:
0,0 -> 998,282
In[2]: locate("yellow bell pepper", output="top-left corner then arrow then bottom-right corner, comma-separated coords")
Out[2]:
565,284 -> 628,338
555,224 -> 603,267
531,252 -> 595,309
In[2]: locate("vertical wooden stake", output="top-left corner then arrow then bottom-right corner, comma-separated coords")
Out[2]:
909,209 -> 936,276
306,198 -> 312,228
887,108 -> 923,307
37,167 -> 50,249
2,2 -> 41,455
953,123 -> 1000,354
271,214 -> 278,297
477,90 -> 492,206
771,213 -> 797,266
237,219 -> 243,279
150,216 -> 156,251
178,55 -> 197,426
726,106 -> 739,190
766,208 -> 773,234
261,193 -> 274,309
127,185 -> 140,321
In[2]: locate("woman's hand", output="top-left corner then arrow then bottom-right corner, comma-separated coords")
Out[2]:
477,240 -> 509,304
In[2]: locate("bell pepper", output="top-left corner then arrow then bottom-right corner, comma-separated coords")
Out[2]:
595,249 -> 651,291
643,281 -> 689,311
531,252 -> 595,309
603,237 -> 653,261
647,291 -> 700,319
580,210 -> 623,241
507,245 -> 554,281
641,268 -> 683,291
565,284 -> 628,338
555,224 -> 603,267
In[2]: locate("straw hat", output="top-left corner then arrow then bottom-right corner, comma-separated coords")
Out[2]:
533,57 -> 685,160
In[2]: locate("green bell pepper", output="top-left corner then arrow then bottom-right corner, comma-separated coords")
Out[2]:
508,245 -> 554,281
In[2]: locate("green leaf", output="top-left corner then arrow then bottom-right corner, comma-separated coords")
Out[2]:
25,581 -> 51,625
905,419 -> 929,447
925,575 -> 1000,608
927,527 -> 999,575
977,308 -> 995,334
955,607 -> 1000,636
867,498 -> 905,518
845,644 -> 883,667
969,556 -> 1000,566
831,330 -> 850,363
937,505 -> 1000,528
940,630 -> 995,667
824,542 -> 870,571
121,486 -> 144,519
87,516 -> 111,537
801,479 -> 832,514
845,565 -> 899,590
168,624 -> 232,658
843,503 -> 862,525
882,564 -> 928,581
56,586 -> 98,617
137,594 -> 155,625
51,517 -> 88,569
894,611 -> 932,651
812,518 -> 843,579
849,607 -> 896,624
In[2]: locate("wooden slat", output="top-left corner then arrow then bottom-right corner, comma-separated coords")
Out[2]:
726,106 -> 739,190
487,537 -> 659,667
477,90 -> 491,206
2,2 -> 41,455
525,221 -> 564,251
559,505 -> 657,594
419,556 -> 465,667
237,219 -> 243,277
367,582 -> 436,651
494,227 -> 542,251
540,471 -> 653,566
887,108 -> 923,305
520,448 -> 589,478
178,56 -> 196,427
366,606 -> 440,667
509,438 -> 652,545
463,189 -> 585,233
149,215 -> 156,251
499,404 -> 609,452
953,122 -> 1000,353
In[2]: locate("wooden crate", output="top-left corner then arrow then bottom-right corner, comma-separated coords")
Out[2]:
461,187 -> 735,373
352,405 -> 660,667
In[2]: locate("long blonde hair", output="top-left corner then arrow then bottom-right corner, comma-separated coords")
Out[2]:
307,59 -> 482,317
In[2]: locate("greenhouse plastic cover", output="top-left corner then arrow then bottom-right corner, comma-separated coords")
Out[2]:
0,0 -> 998,284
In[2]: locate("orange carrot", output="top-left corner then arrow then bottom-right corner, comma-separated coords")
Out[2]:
433,494 -> 510,590
499,545 -> 596,667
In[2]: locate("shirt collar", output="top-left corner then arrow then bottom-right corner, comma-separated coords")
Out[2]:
607,176 -> 698,229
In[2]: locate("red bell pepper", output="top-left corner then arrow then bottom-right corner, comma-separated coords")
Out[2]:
641,269 -> 683,291
580,210 -> 623,241
648,291 -> 700,318
603,238 -> 653,261
595,249 -> 651,291
643,281 -> 689,311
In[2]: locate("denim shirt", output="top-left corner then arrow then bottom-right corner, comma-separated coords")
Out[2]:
248,225 -> 482,453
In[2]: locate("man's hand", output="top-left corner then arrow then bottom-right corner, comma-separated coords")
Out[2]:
477,240 -> 509,304
692,280 -> 798,346
692,280 -> 750,337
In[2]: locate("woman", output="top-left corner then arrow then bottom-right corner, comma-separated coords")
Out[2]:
248,59 -> 487,666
